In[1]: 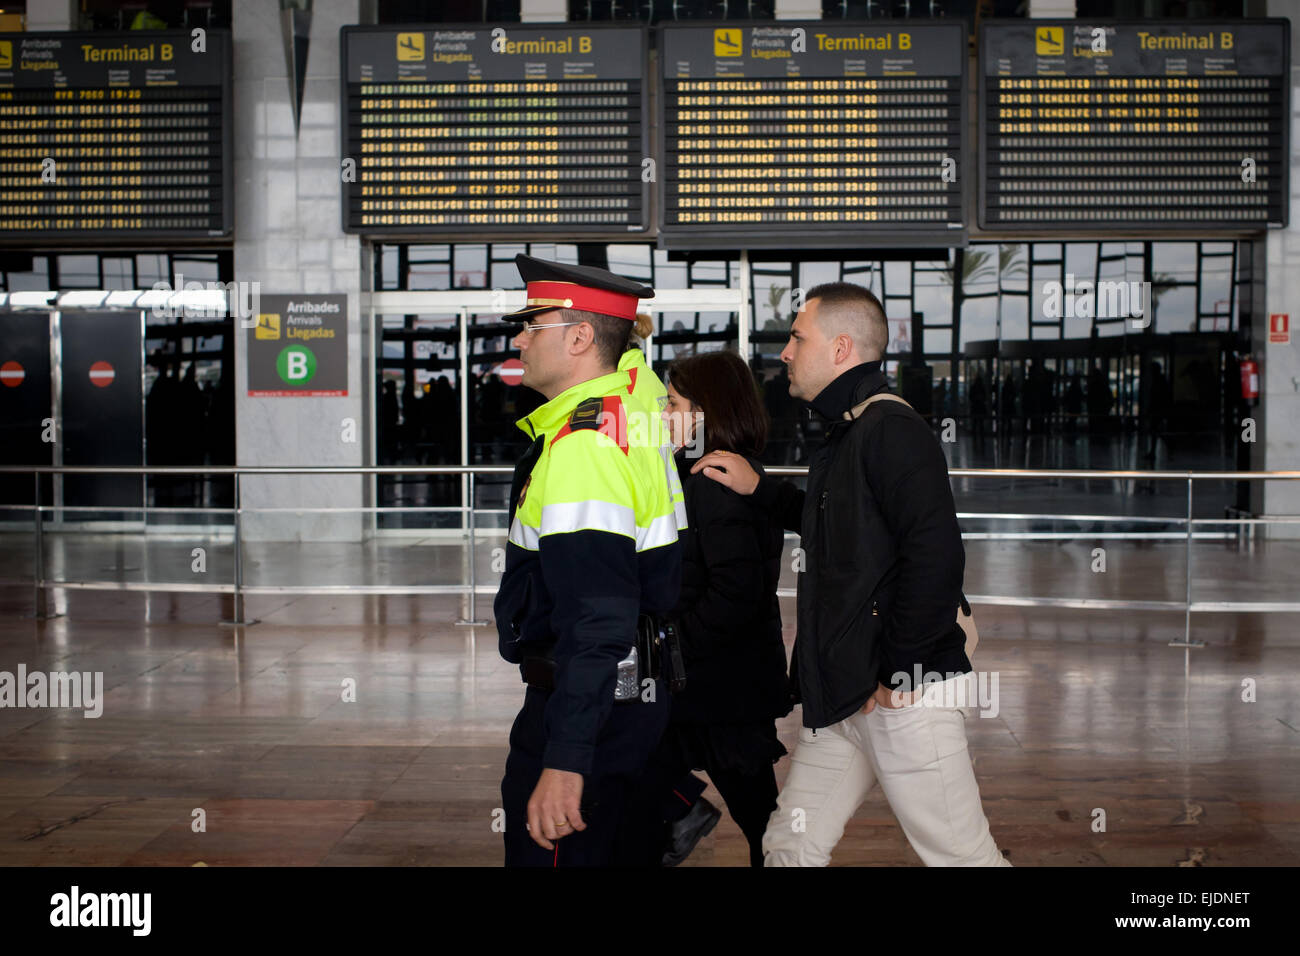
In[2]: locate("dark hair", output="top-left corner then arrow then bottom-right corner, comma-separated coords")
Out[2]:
804,281 -> 889,358
666,350 -> 768,456
563,308 -> 632,369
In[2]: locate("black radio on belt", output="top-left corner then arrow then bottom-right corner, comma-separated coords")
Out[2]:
521,613 -> 679,700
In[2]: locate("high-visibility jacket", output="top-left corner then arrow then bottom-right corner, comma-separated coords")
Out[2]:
494,347 -> 686,775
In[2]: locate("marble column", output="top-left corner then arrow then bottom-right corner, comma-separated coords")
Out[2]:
232,0 -> 368,542
1263,0 -> 1300,537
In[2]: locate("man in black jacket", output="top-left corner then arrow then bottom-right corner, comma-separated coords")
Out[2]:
691,282 -> 1009,867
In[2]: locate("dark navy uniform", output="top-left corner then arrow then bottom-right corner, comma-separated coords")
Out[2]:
494,255 -> 686,866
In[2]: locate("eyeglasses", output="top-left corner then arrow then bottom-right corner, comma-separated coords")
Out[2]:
516,321 -> 581,335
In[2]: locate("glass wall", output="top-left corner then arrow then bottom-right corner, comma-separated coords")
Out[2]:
374,237 -> 1258,523
738,241 -> 1251,470
2,237 -> 1259,525
1,250 -> 235,515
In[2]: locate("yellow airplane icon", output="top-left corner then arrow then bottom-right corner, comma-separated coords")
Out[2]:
397,32 -> 424,61
714,29 -> 742,58
1035,27 -> 1064,56
255,313 -> 281,340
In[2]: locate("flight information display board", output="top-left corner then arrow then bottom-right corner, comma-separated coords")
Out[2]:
0,30 -> 231,241
979,19 -> 1290,231
341,25 -> 648,237
658,21 -> 966,249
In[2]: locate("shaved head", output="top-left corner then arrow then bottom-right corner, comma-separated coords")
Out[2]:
804,282 -> 888,361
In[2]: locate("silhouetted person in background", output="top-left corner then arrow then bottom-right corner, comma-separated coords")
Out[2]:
1000,372 -> 1017,439
381,380 -> 399,464
1042,368 -> 1057,434
764,364 -> 796,462
429,375 -> 458,462
428,375 -> 459,500
146,365 -> 181,508
970,371 -> 988,440
176,363 -> 206,506
1143,359 -> 1172,466
1023,362 -> 1044,435
399,382 -> 418,460
1087,363 -> 1112,434
1064,373 -> 1084,434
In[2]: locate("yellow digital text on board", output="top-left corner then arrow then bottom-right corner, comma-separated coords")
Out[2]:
496,36 -> 592,55
80,43 -> 175,62
814,33 -> 911,51
1137,32 -> 1233,50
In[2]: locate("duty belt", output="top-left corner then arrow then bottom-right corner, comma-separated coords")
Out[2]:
521,613 -> 683,699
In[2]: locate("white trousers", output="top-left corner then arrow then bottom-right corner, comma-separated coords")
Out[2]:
763,676 -> 1010,867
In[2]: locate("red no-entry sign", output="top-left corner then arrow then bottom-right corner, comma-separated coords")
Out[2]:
0,360 -> 23,387
89,360 -> 115,387
498,358 -> 525,386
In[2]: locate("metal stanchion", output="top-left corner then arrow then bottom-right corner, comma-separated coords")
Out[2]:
29,472 -> 61,621
220,471 -> 258,627
455,470 -> 489,627
1170,475 -> 1204,651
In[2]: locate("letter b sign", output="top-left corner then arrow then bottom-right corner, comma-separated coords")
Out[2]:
277,345 -> 316,385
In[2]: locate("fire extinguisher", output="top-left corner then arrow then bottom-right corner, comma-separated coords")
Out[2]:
1240,356 -> 1259,404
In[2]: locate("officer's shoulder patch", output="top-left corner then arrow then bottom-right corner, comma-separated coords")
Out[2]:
568,396 -> 605,431
550,395 -> 629,454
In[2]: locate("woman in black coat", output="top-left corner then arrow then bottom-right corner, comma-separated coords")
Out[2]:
622,350 -> 790,867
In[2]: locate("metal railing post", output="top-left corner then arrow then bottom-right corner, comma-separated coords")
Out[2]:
220,471 -> 257,627
30,471 -> 60,621
1170,475 -> 1203,651
455,469 -> 489,626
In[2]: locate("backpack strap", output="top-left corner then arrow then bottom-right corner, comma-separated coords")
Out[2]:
844,391 -> 911,422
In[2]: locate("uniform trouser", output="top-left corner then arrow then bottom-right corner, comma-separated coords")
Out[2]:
618,725 -> 780,868
762,677 -> 1010,867
501,682 -> 669,867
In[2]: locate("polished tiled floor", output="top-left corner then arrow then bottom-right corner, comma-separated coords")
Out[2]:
0,585 -> 1297,867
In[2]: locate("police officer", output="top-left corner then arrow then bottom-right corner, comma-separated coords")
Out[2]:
494,254 -> 686,867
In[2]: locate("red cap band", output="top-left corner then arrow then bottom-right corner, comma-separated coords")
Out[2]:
525,281 -> 638,321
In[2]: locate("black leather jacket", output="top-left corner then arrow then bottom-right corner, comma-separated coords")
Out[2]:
752,362 -> 970,729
